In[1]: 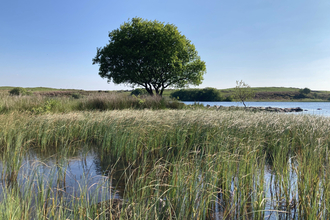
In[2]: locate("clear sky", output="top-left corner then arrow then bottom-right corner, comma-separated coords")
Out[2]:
1,0 -> 329,90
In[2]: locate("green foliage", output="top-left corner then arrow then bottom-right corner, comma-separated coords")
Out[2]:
224,95 -> 233,101
294,93 -> 307,99
93,17 -> 206,96
71,93 -> 83,99
234,80 -> 255,107
170,87 -> 223,101
9,87 -> 31,96
299,87 -> 311,95
131,88 -> 148,96
31,99 -> 60,114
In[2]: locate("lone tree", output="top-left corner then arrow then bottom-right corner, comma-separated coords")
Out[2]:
234,80 -> 255,108
93,18 -> 206,96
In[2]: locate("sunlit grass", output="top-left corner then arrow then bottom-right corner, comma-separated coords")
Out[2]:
1,109 -> 330,219
0,92 -> 184,114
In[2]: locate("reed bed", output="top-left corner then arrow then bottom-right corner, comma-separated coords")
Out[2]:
1,109 -> 330,219
0,92 -> 184,114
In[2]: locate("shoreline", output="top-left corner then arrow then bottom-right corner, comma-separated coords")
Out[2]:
205,104 -> 304,113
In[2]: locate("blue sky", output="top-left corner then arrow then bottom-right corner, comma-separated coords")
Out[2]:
1,0 -> 329,90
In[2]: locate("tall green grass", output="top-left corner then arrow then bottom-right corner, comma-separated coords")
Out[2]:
1,110 -> 330,219
0,92 -> 184,114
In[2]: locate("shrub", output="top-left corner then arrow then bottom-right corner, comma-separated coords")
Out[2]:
299,87 -> 311,95
9,87 -> 31,96
71,93 -> 83,99
166,100 -> 185,109
131,88 -> 148,96
170,88 -> 223,101
224,95 -> 233,101
31,99 -> 60,114
294,93 -> 307,99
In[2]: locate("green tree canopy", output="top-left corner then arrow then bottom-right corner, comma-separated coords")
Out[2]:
93,17 -> 206,96
299,87 -> 311,95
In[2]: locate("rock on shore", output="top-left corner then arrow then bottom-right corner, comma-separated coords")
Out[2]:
207,105 -> 304,113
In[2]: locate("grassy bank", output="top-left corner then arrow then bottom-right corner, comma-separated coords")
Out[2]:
0,92 -> 184,114
3,86 -> 330,102
1,109 -> 330,219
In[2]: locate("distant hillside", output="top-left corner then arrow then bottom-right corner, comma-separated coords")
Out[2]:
0,87 -> 65,91
0,87 -> 97,97
250,87 -> 330,101
1,86 -> 329,102
170,87 -> 330,102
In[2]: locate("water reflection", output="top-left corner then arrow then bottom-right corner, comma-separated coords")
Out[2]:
0,146 -> 118,207
0,145 -> 326,219
93,149 -> 133,196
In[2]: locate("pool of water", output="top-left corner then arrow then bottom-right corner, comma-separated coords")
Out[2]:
0,147 -> 309,219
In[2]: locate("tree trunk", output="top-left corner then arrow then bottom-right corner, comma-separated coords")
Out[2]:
155,87 -> 160,96
145,87 -> 154,96
153,86 -> 163,97
160,87 -> 164,97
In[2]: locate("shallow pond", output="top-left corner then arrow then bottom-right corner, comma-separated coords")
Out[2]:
0,147 -> 317,220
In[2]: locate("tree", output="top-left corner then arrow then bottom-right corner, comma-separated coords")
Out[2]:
93,17 -> 206,96
234,80 -> 255,108
299,87 -> 311,95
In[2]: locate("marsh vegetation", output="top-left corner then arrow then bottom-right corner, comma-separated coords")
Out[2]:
0,90 -> 184,114
0,91 -> 329,219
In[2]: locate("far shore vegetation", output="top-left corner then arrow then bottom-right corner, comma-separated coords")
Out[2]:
2,86 -> 330,103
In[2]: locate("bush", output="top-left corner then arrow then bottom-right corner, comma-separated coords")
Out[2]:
31,99 -> 60,114
131,88 -> 148,96
299,87 -> 311,95
166,100 -> 185,109
71,93 -> 83,99
224,96 -> 233,101
294,93 -> 307,99
9,87 -> 31,96
170,88 -> 223,101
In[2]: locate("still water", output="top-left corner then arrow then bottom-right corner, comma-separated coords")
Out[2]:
183,101 -> 330,116
0,147 -> 307,219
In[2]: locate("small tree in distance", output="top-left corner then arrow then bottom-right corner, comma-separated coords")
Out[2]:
299,87 -> 311,95
234,80 -> 255,108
